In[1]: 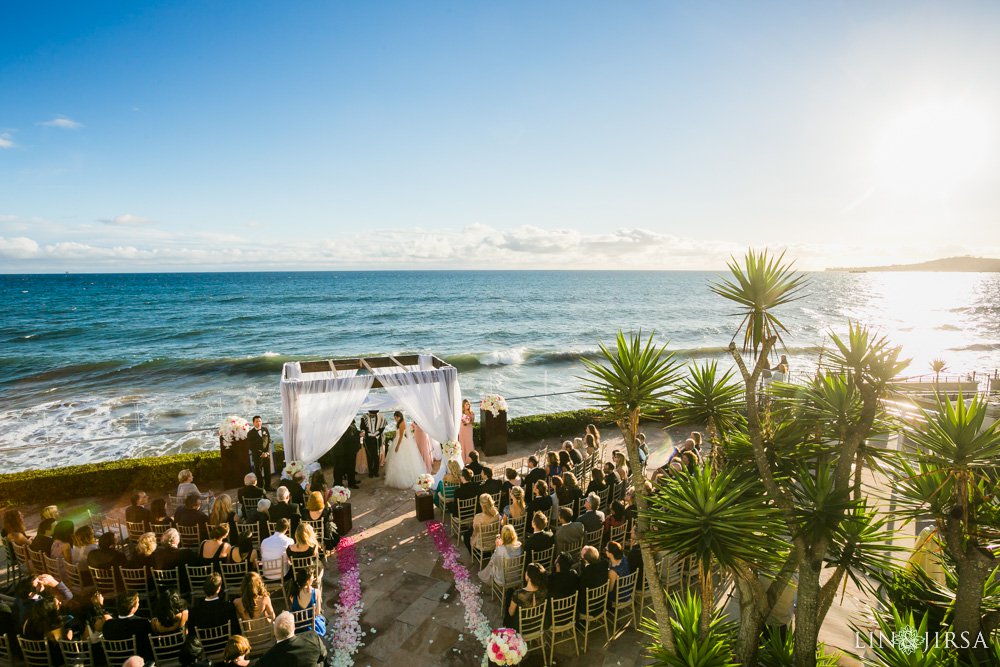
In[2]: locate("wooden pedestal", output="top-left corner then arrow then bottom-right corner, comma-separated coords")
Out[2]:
415,492 -> 435,522
481,409 -> 508,456
332,502 -> 353,535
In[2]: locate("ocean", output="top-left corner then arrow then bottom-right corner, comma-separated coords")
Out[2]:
2,270 -> 999,473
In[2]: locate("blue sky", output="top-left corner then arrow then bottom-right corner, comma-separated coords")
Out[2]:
2,1 -> 999,271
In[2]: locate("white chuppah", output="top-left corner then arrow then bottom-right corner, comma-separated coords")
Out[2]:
279,354 -> 463,483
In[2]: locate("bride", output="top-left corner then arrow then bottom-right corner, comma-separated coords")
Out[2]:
384,410 -> 429,490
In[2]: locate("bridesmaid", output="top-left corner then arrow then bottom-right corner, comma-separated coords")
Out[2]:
459,399 -> 475,464
412,421 -> 433,473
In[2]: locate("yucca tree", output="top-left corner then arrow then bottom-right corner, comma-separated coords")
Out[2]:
581,330 -> 684,647
930,358 -> 948,385
645,592 -> 737,667
671,361 -> 745,467
892,393 -> 1000,649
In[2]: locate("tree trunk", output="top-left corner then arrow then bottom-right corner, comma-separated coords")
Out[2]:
621,410 -> 674,650
699,559 -> 715,639
733,564 -> 768,667
792,558 -> 822,667
953,552 -> 991,645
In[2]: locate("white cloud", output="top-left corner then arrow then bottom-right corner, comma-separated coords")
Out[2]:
40,116 -> 82,130
101,214 -> 154,226
0,236 -> 40,259
0,133 -> 14,149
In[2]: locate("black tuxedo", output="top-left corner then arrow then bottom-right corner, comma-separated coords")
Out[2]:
279,479 -> 306,507
523,530 -> 555,566
446,480 -> 482,516
125,505 -> 151,530
256,633 -> 327,667
269,501 -> 301,533
465,460 -> 485,477
103,615 -> 154,662
188,598 -> 239,634
481,478 -> 502,497
523,467 -> 546,497
359,412 -> 387,478
246,425 -> 273,490
333,421 -> 361,487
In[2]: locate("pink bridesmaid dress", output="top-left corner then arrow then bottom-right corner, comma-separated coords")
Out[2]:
459,412 -> 475,463
412,422 -> 433,473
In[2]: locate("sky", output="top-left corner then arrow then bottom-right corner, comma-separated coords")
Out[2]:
2,1 -> 999,272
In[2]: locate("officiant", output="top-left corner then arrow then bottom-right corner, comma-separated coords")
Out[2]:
359,409 -> 387,478
332,420 -> 361,489
246,415 -> 274,491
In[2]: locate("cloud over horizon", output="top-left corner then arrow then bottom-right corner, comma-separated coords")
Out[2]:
101,214 -> 154,226
40,116 -> 82,129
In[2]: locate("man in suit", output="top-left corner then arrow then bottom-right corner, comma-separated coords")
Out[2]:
359,410 -> 387,478
174,493 -> 211,541
29,518 -> 55,555
269,486 -> 301,533
87,531 -> 128,573
333,421 -> 362,489
151,528 -> 197,592
480,466 -> 502,497
188,573 -> 240,634
125,491 -> 151,529
522,456 -> 546,497
446,469 -> 482,516
465,451 -> 485,478
554,507 -> 585,555
563,440 -> 584,466
102,593 -> 154,662
578,545 -> 610,613
578,493 -> 606,534
279,471 -> 307,507
246,415 -> 273,491
523,511 -> 555,566
257,612 -> 327,667
237,472 -> 265,505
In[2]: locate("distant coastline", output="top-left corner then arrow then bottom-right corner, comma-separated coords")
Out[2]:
826,256 -> 1000,273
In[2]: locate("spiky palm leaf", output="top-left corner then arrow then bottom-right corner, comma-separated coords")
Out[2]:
671,361 -> 746,440
709,248 -> 808,359
644,592 -> 737,667
826,322 -> 910,387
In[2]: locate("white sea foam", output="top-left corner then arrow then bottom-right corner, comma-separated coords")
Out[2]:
478,347 -> 528,366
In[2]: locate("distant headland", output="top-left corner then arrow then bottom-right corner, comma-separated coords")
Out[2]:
826,256 -> 1000,272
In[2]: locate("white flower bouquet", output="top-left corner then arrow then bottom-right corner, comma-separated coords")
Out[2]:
415,474 -> 435,492
330,486 -> 352,505
442,440 -> 461,459
218,416 -> 251,445
480,394 -> 508,417
282,460 -> 304,478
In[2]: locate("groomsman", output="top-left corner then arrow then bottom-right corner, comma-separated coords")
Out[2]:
359,410 -> 387,478
246,416 -> 273,491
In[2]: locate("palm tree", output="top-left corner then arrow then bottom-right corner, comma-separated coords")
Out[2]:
893,393 -> 1000,652
581,330 -> 684,648
671,361 -> 745,468
930,358 -> 948,385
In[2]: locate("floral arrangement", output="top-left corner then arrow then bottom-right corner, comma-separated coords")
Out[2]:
330,486 -> 352,505
218,416 -> 251,445
282,460 -> 304,478
462,412 -> 473,426
484,629 -> 528,665
480,394 -> 508,417
415,474 -> 435,493
328,535 -> 363,667
428,520 -> 492,647
442,440 -> 462,459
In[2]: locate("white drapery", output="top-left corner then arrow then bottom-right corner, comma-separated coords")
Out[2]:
280,373 -> 374,465
372,365 -> 463,483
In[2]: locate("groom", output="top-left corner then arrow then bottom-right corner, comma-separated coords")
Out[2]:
359,409 -> 387,478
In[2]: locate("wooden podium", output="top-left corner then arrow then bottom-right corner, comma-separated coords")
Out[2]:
414,492 -> 435,522
220,435 -> 250,490
481,409 -> 508,456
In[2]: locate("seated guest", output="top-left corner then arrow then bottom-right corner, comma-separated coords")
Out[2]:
269,486 -> 301,533
612,450 -> 629,483
176,469 -> 206,499
103,592 -> 154,662
151,529 -> 197,590
605,540 -> 632,605
558,449 -> 573,473
21,596 -> 68,645
548,477 -> 563,521
308,470 -> 331,503
636,433 -> 650,466
548,552 -> 580,600
234,572 -> 275,621
150,498 -> 174,528
465,450 -> 485,478
221,635 -> 253,667
50,520 -> 75,562
125,491 -> 152,529
256,611 -> 327,667
526,480 -> 553,520
583,433 -> 599,458
279,471 -> 307,507
255,498 -> 272,537
502,486 -> 527,522
228,532 -> 259,572
237,472 -> 265,509
127,532 -> 158,572
209,494 -> 239,540
198,524 -> 232,569
523,511 -> 555,566
447,469 -> 481,516
288,567 -> 326,636
303,491 -> 340,552
260,519 -> 294,582
544,451 -> 562,477
180,635 -> 212,667
585,468 -> 607,496
603,500 -> 627,546
174,493 -> 210,541
40,505 -> 60,522
88,530 -> 128,573
151,588 -> 188,635
188,572 -> 240,634
287,523 -> 321,577
554,507 -> 585,555
522,456 -> 546,496
500,468 -> 520,509
603,461 -> 622,500
578,493 -> 606,534
29,518 -> 56,555
463,494 -> 500,554
504,562 -> 547,630
435,460 -> 464,509
12,574 -> 73,630
558,472 -> 584,517
562,439 -> 583,466
626,525 -> 644,583
478,524 -> 523,586
72,525 -> 99,568
480,467 -> 503,497
2,508 -> 30,547
578,545 -> 610,612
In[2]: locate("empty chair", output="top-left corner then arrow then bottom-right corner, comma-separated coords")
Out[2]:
584,528 -> 603,550
90,566 -> 120,599
220,560 -> 248,595
120,567 -> 153,612
57,639 -> 95,667
176,525 -> 201,550
124,521 -> 147,546
532,545 -> 555,571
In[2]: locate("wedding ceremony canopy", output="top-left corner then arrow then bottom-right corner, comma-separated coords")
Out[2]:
280,354 -> 462,474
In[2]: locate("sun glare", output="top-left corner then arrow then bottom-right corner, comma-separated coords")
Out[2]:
873,100 -> 992,197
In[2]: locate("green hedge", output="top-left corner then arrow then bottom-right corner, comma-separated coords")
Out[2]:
0,409 -> 617,505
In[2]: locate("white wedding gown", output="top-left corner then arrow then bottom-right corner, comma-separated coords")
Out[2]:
384,425 -> 428,490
